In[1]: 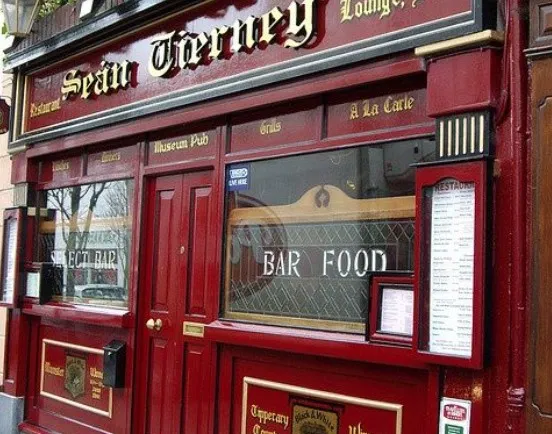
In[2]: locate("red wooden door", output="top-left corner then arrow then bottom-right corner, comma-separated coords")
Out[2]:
134,171 -> 215,434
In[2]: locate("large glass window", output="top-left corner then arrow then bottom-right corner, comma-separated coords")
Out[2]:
223,139 -> 434,332
38,180 -> 133,308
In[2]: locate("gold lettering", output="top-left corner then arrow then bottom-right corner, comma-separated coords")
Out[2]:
44,361 -> 65,377
30,98 -> 62,118
348,423 -> 370,434
90,367 -> 104,379
259,119 -> 282,135
100,152 -> 121,163
53,160 -> 70,172
61,70 -> 82,100
250,404 -> 289,429
232,16 -> 257,53
350,103 -> 359,120
153,133 -> 209,154
259,7 -> 285,45
284,0 -> 316,49
362,99 -> 379,117
340,0 -> 408,23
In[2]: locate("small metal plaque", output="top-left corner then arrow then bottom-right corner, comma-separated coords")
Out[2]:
65,355 -> 86,399
292,404 -> 338,434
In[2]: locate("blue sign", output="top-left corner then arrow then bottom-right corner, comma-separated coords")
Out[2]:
227,164 -> 251,191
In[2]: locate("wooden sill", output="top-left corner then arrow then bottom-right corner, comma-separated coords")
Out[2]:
22,301 -> 133,328
205,320 -> 427,369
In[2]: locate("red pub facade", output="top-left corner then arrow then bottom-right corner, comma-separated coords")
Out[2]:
0,0 -> 539,432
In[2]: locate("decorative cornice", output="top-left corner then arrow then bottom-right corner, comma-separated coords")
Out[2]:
415,30 -> 504,57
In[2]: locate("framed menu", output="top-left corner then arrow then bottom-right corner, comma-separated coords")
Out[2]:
415,161 -> 488,368
368,273 -> 414,346
0,208 -> 26,307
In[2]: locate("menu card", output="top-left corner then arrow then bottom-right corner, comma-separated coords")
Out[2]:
429,180 -> 475,357
2,219 -> 18,304
380,287 -> 413,335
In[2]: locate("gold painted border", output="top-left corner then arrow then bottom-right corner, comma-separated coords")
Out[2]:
241,377 -> 403,434
40,339 -> 113,418
415,30 -> 504,57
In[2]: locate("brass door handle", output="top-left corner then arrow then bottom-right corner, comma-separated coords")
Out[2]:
146,318 -> 163,331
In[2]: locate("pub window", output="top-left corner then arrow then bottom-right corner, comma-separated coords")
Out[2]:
38,180 -> 134,308
223,139 -> 434,333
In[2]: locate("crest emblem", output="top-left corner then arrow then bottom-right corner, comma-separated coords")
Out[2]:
292,405 -> 338,434
64,355 -> 86,399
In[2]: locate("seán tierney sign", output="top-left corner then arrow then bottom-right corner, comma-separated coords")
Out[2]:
25,0 -> 487,135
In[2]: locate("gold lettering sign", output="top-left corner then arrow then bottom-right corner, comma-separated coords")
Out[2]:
30,98 -> 61,118
53,160 -> 70,172
61,60 -> 135,100
44,361 -> 65,377
153,132 -> 210,154
260,118 -> 282,135
101,151 -> 121,163
340,0 -> 420,23
292,405 -> 338,434
148,0 -> 316,77
349,94 -> 415,120
251,404 -> 290,430
348,423 -> 371,434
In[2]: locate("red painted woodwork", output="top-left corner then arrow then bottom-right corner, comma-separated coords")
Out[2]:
87,144 -> 138,177
23,321 -> 132,434
229,99 -> 321,154
368,274 -> 414,347
25,0 -> 471,132
26,56 -> 425,158
38,155 -> 82,184
147,126 -> 217,167
218,346 -> 439,434
414,160 -> 488,369
22,303 -> 133,328
134,171 -> 215,434
11,152 -> 38,184
426,49 -> 502,117
326,86 -> 431,139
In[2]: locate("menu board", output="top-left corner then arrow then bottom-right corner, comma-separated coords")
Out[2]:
1,218 -> 18,304
380,287 -> 414,336
429,180 -> 475,357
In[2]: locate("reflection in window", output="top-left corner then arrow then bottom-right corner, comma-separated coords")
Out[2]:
38,180 -> 133,308
223,139 -> 434,333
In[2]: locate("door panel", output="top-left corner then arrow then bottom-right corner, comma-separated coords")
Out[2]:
187,185 -> 213,318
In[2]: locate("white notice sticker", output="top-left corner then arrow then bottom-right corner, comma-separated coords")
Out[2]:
439,398 -> 471,434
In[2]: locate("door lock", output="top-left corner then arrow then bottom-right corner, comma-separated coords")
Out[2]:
146,318 -> 163,331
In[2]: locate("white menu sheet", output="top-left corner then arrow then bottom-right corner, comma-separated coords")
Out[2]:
429,180 -> 475,357
2,219 -> 18,303
380,287 -> 413,335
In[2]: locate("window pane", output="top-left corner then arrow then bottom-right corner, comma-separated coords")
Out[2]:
223,139 -> 434,332
38,180 -> 133,308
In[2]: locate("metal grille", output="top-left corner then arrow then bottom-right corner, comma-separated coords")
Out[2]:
227,219 -> 414,323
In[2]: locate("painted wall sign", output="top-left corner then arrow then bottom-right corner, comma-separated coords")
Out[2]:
25,0 -> 484,136
40,339 -> 113,418
147,129 -> 216,166
242,377 -> 403,434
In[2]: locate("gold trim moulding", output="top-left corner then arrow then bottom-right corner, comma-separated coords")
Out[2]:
40,339 -> 113,419
241,377 -> 403,434
414,30 -> 505,57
